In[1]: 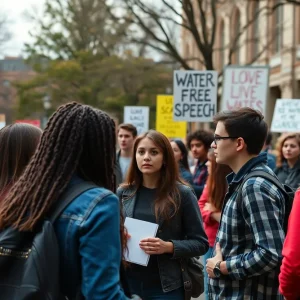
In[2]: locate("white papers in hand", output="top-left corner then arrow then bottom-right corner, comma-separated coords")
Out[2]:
124,217 -> 159,266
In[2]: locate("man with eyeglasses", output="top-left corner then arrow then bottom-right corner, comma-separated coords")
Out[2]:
206,108 -> 285,299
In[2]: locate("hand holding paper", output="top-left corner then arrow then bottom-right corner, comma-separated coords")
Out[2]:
139,237 -> 174,255
124,217 -> 159,266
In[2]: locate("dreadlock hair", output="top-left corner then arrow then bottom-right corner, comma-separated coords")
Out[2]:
0,102 -> 118,231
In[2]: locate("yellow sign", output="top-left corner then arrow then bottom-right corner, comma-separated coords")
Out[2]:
156,95 -> 187,138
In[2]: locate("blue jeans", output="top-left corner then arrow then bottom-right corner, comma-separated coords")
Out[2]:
203,247 -> 214,300
128,278 -> 184,300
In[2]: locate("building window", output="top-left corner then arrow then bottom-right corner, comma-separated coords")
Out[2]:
253,2 -> 260,59
220,19 -> 225,69
274,4 -> 283,54
296,6 -> 300,45
231,8 -> 241,64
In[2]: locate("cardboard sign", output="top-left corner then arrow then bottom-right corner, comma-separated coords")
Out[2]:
271,99 -> 300,132
124,106 -> 149,135
222,66 -> 269,115
156,95 -> 187,138
173,70 -> 218,122
15,119 -> 41,128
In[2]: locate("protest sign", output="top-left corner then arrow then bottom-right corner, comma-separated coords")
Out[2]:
222,66 -> 269,115
124,106 -> 149,135
173,70 -> 218,122
15,119 -> 41,128
271,99 -> 300,132
156,95 -> 187,138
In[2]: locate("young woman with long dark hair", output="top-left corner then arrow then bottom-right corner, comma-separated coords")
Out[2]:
0,103 -> 137,300
0,123 -> 42,201
118,130 -> 208,300
170,139 -> 193,185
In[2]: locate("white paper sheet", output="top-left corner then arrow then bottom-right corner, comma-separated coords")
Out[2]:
124,217 -> 159,266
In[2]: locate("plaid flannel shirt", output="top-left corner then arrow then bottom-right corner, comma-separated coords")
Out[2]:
208,153 -> 285,300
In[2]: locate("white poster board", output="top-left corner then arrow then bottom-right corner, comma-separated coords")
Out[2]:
271,99 -> 300,133
124,106 -> 149,135
222,66 -> 269,115
124,217 -> 158,266
173,70 -> 218,122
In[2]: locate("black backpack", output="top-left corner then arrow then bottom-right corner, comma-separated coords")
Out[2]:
236,170 -> 295,234
0,182 -> 99,299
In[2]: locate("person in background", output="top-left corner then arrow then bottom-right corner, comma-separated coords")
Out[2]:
118,130 -> 208,300
115,124 -> 138,187
170,139 -> 193,185
0,103 -> 138,300
198,149 -> 231,300
186,130 -> 214,198
275,133 -> 300,189
279,188 -> 300,299
261,131 -> 276,170
0,123 -> 42,201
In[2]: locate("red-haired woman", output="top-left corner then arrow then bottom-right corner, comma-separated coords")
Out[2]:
117,130 -> 208,300
198,149 -> 231,300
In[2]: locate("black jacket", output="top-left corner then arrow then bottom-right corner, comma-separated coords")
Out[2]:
117,183 -> 208,293
275,159 -> 300,190
114,150 -> 122,189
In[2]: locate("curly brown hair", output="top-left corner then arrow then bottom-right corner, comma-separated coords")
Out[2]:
275,133 -> 300,167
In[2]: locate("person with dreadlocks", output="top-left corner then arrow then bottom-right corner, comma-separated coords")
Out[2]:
0,103 -> 138,300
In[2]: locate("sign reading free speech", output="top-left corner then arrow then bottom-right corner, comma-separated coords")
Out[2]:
173,70 -> 218,122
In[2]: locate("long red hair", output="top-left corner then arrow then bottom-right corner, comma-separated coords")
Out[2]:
207,151 -> 231,211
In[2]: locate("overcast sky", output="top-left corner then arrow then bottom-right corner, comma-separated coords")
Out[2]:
1,0 -> 45,58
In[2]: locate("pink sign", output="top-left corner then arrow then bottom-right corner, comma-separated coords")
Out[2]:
222,67 -> 269,115
15,119 -> 41,128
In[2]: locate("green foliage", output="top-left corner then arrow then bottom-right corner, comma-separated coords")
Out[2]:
16,52 -> 172,127
16,0 -> 172,126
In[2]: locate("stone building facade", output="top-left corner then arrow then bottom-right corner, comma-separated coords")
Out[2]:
181,0 -> 300,128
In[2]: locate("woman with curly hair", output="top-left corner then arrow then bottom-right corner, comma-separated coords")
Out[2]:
274,133 -> 300,189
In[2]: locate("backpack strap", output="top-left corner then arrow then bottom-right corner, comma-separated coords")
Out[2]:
236,170 -> 286,211
49,181 -> 99,223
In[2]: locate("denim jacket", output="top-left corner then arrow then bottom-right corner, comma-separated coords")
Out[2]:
54,176 -> 128,300
117,183 -> 208,293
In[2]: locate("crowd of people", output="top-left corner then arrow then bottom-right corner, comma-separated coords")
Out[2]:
0,102 -> 300,299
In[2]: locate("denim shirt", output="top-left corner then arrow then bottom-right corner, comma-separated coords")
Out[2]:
117,183 -> 208,293
54,176 -> 128,300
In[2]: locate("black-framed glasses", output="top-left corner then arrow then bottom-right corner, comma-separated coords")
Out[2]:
213,135 -> 239,145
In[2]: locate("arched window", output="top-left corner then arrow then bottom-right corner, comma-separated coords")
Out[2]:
231,8 -> 241,64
